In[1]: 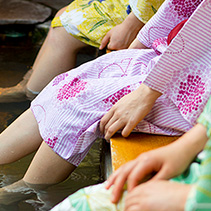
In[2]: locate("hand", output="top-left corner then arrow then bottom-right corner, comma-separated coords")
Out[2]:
99,23 -> 137,50
99,12 -> 144,50
129,38 -> 149,49
106,142 -> 190,203
100,84 -> 161,141
124,180 -> 191,211
106,123 -> 208,203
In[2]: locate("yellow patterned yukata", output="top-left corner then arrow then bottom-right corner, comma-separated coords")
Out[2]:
51,0 -> 164,47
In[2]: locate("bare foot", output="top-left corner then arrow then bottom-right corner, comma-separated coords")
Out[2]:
0,180 -> 43,205
0,81 -> 28,103
124,180 -> 191,211
0,69 -> 33,103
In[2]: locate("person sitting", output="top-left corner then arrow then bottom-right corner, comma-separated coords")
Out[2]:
0,0 -> 164,103
52,97 -> 211,210
105,96 -> 211,211
0,0 -> 208,208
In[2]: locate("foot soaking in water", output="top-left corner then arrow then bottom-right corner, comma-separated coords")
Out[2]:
0,0 -> 210,209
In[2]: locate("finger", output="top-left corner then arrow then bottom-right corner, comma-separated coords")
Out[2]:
121,122 -> 135,138
104,118 -> 125,141
127,155 -> 158,192
151,166 -> 172,181
99,33 -> 110,50
105,167 -> 123,189
124,189 -> 142,211
111,160 -> 138,203
100,108 -> 114,134
124,205 -> 140,211
121,116 -> 141,137
107,156 -> 145,192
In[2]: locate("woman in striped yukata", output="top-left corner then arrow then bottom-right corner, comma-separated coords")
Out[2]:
0,0 -> 210,206
56,96 -> 211,211
104,96 -> 211,211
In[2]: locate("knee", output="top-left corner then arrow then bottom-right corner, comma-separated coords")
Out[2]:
47,6 -> 68,42
47,25 -> 70,50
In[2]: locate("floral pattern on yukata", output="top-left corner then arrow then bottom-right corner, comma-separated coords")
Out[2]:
166,0 -> 202,22
99,83 -> 141,112
130,0 -> 164,23
32,0 -> 210,168
46,137 -> 58,148
57,78 -> 87,101
103,86 -> 132,105
51,0 -> 164,47
171,0 -> 202,17
177,75 -> 205,115
165,62 -> 211,123
137,0 -> 202,52
52,73 -> 69,86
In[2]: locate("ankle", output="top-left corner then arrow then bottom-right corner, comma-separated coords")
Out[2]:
25,87 -> 39,101
22,180 -> 49,190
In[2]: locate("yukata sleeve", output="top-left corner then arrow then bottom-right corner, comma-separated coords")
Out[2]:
129,0 -> 164,24
141,0 -> 204,93
142,0 -> 210,126
136,0 -> 201,48
185,96 -> 211,211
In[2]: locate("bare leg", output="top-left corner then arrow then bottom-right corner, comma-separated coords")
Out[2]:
23,141 -> 76,185
0,142 -> 76,205
0,108 -> 42,204
27,12 -> 88,94
0,109 -> 42,164
0,109 -> 76,204
0,7 -> 88,103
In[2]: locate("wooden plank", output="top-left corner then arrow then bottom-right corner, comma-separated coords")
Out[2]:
110,133 -> 179,171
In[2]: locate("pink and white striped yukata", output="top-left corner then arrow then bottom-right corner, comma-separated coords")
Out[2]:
31,0 -> 211,166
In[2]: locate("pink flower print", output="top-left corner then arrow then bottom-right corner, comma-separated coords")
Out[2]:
103,86 -> 132,105
177,75 -> 205,115
46,137 -> 58,148
57,77 -> 87,101
171,0 -> 202,18
52,73 -> 68,86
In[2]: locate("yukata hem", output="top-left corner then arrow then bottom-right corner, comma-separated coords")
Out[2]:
29,106 -> 94,167
51,17 -> 100,48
